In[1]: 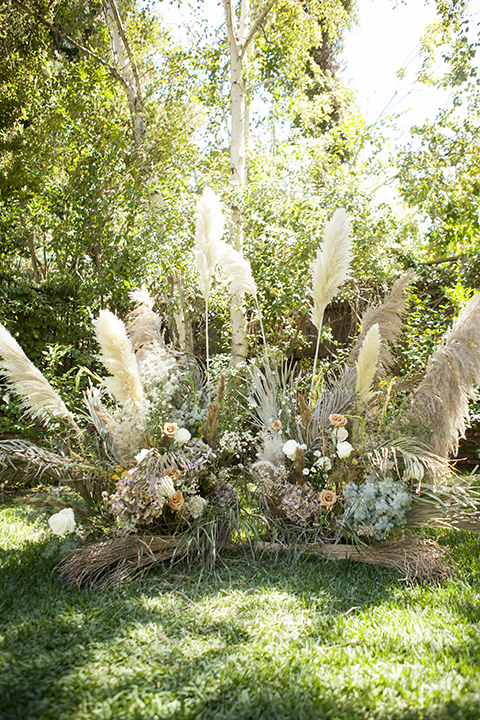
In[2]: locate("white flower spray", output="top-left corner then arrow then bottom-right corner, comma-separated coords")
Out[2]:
310,209 -> 352,401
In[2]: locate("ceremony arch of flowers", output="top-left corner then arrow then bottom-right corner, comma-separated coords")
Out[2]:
1,189 -> 479,588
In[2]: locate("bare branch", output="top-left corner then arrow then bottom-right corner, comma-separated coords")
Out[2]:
104,0 -> 143,103
222,0 -> 239,50
242,0 -> 277,56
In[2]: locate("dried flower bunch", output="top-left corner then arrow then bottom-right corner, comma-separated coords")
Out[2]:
0,197 -> 479,587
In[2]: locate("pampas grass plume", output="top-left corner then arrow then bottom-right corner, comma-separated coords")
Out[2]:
217,241 -> 257,297
355,323 -> 380,404
311,209 -> 351,329
194,187 -> 225,301
0,323 -> 75,425
127,286 -> 162,351
94,310 -> 144,411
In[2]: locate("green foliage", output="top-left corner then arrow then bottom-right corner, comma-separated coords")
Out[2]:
2,504 -> 480,719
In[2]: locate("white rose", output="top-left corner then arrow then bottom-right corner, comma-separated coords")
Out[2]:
282,439 -> 300,460
48,508 -> 76,536
337,441 -> 354,459
333,427 -> 348,443
135,448 -> 151,464
174,428 -> 191,445
316,456 -> 332,472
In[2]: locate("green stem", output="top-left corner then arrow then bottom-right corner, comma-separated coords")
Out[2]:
205,299 -> 210,394
309,309 -> 325,405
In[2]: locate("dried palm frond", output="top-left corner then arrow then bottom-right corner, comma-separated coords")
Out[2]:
94,310 -> 144,413
368,436 -> 451,484
406,476 -> 480,532
83,384 -> 122,463
349,270 -> 414,374
239,361 -> 298,433
127,287 -> 163,351
408,292 -> 480,457
216,241 -> 257,297
0,324 -> 80,433
307,369 -> 356,444
193,187 -> 225,302
0,439 -> 76,485
355,323 -> 381,405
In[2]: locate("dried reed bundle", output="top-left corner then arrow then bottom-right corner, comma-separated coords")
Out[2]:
127,287 -> 162,351
58,535 -> 190,589
355,323 -> 380,405
349,271 -> 414,374
258,537 -> 453,583
408,292 -> 480,457
0,324 -> 79,431
216,241 -> 257,297
0,439 -> 75,484
94,310 -> 144,413
193,187 -> 225,302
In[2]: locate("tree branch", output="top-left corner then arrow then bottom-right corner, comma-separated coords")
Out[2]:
104,0 -> 143,102
11,0 -> 128,92
222,0 -> 239,51
242,0 -> 277,56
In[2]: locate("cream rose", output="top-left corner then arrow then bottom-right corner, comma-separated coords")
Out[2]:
168,491 -> 185,512
282,439 -> 300,460
48,508 -> 76,536
174,427 -> 191,445
320,489 -> 337,508
337,441 -> 354,459
329,413 -> 348,427
333,427 -> 349,443
163,422 -> 178,438
135,448 -> 151,464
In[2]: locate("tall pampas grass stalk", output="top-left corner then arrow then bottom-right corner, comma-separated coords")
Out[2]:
355,323 -> 381,405
94,310 -> 144,414
310,209 -> 352,401
0,323 -> 81,435
408,291 -> 480,457
127,287 -> 162,351
349,270 -> 414,375
193,187 -> 225,378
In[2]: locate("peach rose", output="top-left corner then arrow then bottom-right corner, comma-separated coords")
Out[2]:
329,414 -> 347,427
271,420 -> 283,432
319,489 -> 337,508
165,467 -> 182,482
163,422 -> 179,438
167,491 -> 185,512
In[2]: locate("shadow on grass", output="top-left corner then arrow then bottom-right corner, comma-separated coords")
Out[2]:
1,504 -> 480,720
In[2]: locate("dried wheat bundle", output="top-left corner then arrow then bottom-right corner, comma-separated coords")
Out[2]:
57,535 -> 191,589
408,292 -> 480,457
350,270 -> 414,374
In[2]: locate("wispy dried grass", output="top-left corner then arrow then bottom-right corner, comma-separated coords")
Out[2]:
193,187 -> 225,301
350,270 -> 414,374
0,324 -> 78,431
355,323 -> 380,405
216,242 -> 257,297
127,287 -> 163,351
94,310 -> 144,413
408,292 -> 480,457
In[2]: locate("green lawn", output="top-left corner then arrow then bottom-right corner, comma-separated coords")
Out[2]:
1,501 -> 480,720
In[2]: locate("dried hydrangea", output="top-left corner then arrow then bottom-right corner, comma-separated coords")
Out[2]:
342,475 -> 412,539
107,467 -> 180,526
186,495 -> 207,519
281,482 -> 324,526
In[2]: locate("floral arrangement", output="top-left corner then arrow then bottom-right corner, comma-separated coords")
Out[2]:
1,189 -> 480,586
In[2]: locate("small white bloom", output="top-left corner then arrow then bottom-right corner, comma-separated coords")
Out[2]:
282,439 -> 300,460
135,448 -> 151,464
333,427 -> 348,443
302,468 -> 310,476
300,443 -> 307,450
313,450 -> 322,458
174,428 -> 191,445
316,456 -> 332,472
337,441 -> 354,459
48,508 -> 76,536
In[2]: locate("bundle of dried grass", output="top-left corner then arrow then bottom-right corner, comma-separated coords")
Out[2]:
349,270 -> 414,374
258,537 -> 453,583
57,535 -> 191,589
408,292 -> 480,457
